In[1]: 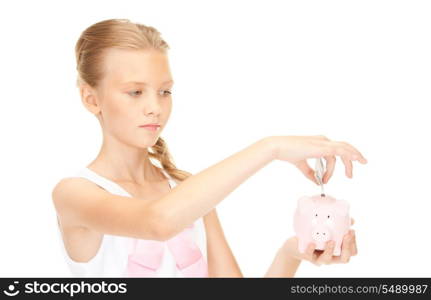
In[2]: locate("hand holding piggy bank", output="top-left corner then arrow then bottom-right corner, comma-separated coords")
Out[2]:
293,194 -> 351,256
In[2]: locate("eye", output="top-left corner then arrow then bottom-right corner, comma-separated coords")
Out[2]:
315,213 -> 318,217
128,90 -> 142,97
327,215 -> 330,219
161,90 -> 172,96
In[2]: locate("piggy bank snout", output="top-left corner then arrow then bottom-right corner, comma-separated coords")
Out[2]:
311,225 -> 332,243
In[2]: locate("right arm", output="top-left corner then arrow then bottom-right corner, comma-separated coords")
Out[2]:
154,134 -> 366,240
52,135 -> 366,242
151,137 -> 276,239
52,137 -> 276,241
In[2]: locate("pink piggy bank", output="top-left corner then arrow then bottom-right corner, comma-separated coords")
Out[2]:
293,194 -> 351,256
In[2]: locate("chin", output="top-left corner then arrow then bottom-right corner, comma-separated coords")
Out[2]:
138,138 -> 159,149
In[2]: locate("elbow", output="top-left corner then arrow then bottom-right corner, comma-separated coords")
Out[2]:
146,204 -> 176,241
152,223 -> 174,242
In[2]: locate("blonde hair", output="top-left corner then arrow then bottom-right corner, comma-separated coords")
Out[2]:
75,18 -> 191,182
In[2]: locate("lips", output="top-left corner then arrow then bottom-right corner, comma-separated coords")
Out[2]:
139,124 -> 160,128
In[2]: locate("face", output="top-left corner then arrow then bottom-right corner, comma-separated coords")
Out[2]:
87,48 -> 174,148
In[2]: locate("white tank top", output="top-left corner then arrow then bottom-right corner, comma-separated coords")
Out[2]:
55,167 -> 208,277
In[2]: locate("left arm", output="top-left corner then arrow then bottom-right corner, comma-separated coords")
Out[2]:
203,208 -> 243,277
264,242 -> 301,277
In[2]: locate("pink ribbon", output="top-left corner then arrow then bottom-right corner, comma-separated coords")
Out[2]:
125,223 -> 208,277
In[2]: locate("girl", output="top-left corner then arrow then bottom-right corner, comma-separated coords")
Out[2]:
52,18 -> 367,277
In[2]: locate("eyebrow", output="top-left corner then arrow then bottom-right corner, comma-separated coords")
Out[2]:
122,80 -> 174,86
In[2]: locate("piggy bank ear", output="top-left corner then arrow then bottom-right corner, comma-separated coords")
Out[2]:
334,199 -> 350,216
297,196 -> 314,214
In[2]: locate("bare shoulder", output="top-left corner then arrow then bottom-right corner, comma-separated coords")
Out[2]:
52,176 -> 99,197
52,177 -> 102,216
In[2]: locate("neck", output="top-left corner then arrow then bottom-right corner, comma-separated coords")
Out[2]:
87,135 -> 165,185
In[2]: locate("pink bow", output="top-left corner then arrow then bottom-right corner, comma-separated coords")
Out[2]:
125,224 -> 208,277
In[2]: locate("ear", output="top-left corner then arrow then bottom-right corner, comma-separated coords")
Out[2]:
297,196 -> 314,214
79,83 -> 101,115
334,199 -> 350,216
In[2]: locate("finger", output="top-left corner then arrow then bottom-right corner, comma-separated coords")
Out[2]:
313,135 -> 330,141
303,242 -> 317,262
319,141 -> 354,179
321,140 -> 351,157
334,141 -> 365,162
351,230 -> 358,256
337,141 -> 368,164
339,232 -> 352,263
316,240 -> 335,265
340,155 -> 353,178
295,160 -> 319,185
322,156 -> 336,184
330,255 -> 342,264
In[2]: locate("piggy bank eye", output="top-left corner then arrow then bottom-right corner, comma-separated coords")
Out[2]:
315,213 -> 318,217
327,215 -> 330,219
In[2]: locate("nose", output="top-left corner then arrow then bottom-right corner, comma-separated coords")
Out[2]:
311,226 -> 331,242
143,91 -> 163,116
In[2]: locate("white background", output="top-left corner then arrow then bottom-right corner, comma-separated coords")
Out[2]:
0,0 -> 430,277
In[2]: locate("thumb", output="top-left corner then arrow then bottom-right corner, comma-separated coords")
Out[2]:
295,160 -> 319,185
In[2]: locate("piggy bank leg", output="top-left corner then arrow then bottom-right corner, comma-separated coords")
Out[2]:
333,240 -> 342,256
297,238 -> 309,254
